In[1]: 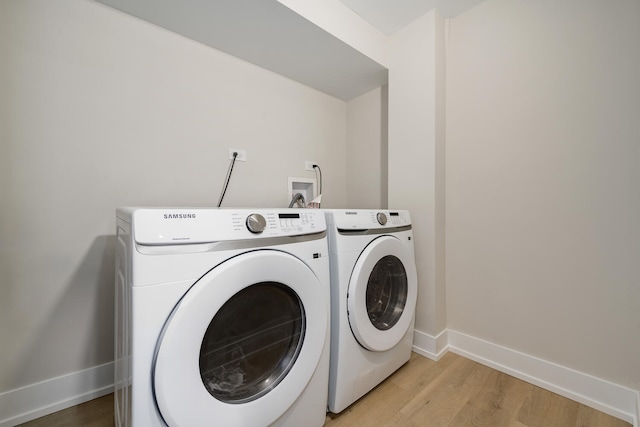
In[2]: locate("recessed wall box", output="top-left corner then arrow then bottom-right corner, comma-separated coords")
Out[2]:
287,177 -> 317,207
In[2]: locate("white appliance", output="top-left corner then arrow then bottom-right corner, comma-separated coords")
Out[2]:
114,208 -> 331,427
324,209 -> 418,414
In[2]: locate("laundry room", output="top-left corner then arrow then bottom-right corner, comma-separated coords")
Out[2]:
1,0 -> 639,426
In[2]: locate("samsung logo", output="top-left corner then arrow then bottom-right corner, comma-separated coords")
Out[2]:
163,213 -> 197,219
345,211 -> 358,215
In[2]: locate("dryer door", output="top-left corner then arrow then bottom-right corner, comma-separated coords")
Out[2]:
153,250 -> 328,427
347,236 -> 417,352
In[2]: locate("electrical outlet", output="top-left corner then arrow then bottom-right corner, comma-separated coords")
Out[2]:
229,149 -> 247,162
305,161 -> 316,171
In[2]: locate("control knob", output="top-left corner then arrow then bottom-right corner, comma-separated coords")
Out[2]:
246,213 -> 267,234
376,212 -> 387,225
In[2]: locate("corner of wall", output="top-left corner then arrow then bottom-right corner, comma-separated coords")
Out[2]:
412,328 -> 448,361
380,84 -> 389,209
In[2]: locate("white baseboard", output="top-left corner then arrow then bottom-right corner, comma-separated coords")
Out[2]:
412,328 -> 449,360
0,362 -> 114,427
636,392 -> 639,427
2,333 -> 638,427
447,330 -> 638,426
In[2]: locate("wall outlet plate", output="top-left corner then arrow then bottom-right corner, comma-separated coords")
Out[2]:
305,161 -> 316,171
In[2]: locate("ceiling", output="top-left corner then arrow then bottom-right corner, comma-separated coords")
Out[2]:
95,0 -> 484,100
340,0 -> 486,34
96,0 -> 388,100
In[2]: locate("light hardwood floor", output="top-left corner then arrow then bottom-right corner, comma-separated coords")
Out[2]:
18,352 -> 630,427
324,352 -> 630,427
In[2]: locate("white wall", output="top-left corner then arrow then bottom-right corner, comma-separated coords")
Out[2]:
388,11 -> 448,337
346,86 -> 388,209
0,0 -> 347,394
446,0 -> 640,391
5,0 -> 639,421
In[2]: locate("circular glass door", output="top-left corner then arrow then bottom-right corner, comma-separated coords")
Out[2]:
366,255 -> 408,331
199,282 -> 304,404
153,250 -> 328,427
347,236 -> 417,352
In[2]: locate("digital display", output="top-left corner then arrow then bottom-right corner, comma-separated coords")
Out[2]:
390,212 -> 399,216
279,213 -> 301,219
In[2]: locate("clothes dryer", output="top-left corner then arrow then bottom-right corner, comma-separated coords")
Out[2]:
114,208 -> 330,427
324,209 -> 418,414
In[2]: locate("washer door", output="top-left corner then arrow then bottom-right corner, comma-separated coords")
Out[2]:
347,236 -> 417,352
153,250 -> 328,427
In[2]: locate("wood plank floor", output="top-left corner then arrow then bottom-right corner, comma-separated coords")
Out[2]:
18,352 -> 630,427
324,352 -> 631,427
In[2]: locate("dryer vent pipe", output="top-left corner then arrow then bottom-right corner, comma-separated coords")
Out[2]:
289,193 -> 306,208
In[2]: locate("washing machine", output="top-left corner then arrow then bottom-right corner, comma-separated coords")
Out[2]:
324,209 -> 418,414
114,208 -> 330,427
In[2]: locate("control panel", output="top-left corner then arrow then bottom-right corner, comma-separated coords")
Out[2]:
328,209 -> 412,231
132,209 -> 326,245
